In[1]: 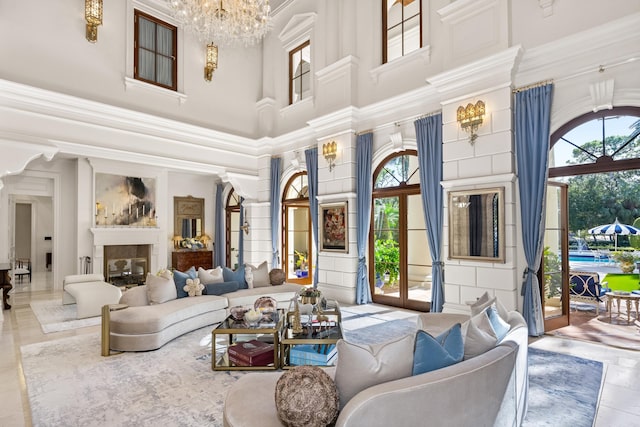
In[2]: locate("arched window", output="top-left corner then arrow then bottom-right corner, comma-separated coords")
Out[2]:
226,188 -> 241,269
370,151 -> 430,311
282,172 -> 312,285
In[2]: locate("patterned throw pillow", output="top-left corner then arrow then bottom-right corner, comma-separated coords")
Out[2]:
275,366 -> 339,427
412,323 -> 464,375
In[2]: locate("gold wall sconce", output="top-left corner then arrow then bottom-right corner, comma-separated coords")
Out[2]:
204,43 -> 218,81
456,100 -> 486,143
240,220 -> 250,235
85,0 -> 103,43
322,140 -> 338,171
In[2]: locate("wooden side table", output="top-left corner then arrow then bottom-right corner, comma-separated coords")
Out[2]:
101,303 -> 129,356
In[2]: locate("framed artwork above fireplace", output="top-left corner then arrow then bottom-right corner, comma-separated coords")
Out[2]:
95,173 -> 156,227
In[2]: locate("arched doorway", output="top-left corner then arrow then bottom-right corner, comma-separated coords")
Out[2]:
542,106 -> 640,330
281,172 -> 312,285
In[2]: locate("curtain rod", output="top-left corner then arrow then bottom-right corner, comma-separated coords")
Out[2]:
355,109 -> 442,136
512,79 -> 553,93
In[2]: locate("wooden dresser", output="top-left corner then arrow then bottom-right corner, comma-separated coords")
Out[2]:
172,250 -> 213,271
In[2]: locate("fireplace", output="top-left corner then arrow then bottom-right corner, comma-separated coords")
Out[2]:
104,245 -> 150,287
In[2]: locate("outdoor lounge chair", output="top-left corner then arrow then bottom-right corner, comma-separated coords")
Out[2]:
569,271 -> 609,315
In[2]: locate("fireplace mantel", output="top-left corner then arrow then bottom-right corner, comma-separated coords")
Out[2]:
90,227 -> 161,246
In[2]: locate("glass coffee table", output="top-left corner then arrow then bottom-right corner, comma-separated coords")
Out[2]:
211,309 -> 283,371
280,304 -> 342,369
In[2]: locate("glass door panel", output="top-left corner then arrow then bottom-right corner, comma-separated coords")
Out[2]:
406,194 -> 431,310
542,182 -> 569,330
372,196 -> 400,300
285,205 -> 311,285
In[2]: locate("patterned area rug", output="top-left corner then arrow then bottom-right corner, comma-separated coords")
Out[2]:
29,299 -> 101,333
21,317 -> 604,427
522,348 -> 604,427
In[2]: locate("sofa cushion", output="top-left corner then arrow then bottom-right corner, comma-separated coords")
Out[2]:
463,307 -> 500,359
198,267 -> 224,285
246,261 -> 270,287
146,271 -> 177,305
223,266 -> 248,289
204,281 -> 240,296
275,366 -> 339,427
173,267 -> 197,299
334,334 -> 414,409
119,285 -> 149,306
412,323 -> 463,376
470,292 -> 509,321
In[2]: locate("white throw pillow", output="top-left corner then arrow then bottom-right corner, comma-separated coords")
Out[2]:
119,285 -> 149,306
244,266 -> 254,288
470,292 -> 509,321
334,334 -> 414,409
145,271 -> 177,304
198,266 -> 224,285
462,309 -> 498,359
246,261 -> 270,287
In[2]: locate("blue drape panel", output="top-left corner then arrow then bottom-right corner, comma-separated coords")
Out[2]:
515,84 -> 553,336
238,197 -> 244,267
415,114 -> 445,312
214,184 -> 225,268
356,133 -> 373,304
304,148 -> 319,287
270,157 -> 282,268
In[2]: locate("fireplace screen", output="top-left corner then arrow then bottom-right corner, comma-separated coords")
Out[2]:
104,245 -> 150,287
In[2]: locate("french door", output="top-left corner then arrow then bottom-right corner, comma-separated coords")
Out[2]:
541,181 -> 570,330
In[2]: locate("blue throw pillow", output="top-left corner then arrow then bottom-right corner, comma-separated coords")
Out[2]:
222,265 -> 248,289
486,305 -> 510,341
173,266 -> 197,298
203,281 -> 240,296
412,323 -> 464,376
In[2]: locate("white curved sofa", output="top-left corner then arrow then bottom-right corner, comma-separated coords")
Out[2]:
223,310 -> 529,427
63,274 -> 122,319
106,283 -> 301,352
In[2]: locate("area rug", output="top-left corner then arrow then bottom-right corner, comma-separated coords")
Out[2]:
548,310 -> 640,351
22,322 -> 604,427
522,348 -> 604,427
29,299 -> 101,334
602,273 -> 640,292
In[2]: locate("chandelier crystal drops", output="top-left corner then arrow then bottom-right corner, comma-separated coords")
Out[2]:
168,0 -> 271,47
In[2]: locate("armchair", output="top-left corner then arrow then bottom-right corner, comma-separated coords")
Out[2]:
569,271 -> 609,315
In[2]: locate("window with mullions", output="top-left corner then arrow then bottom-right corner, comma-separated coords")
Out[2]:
382,0 -> 422,64
134,10 -> 177,91
289,41 -> 311,105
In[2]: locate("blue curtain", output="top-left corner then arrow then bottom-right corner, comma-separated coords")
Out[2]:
415,114 -> 445,312
238,197 -> 244,267
356,133 -> 373,304
270,157 -> 282,268
515,84 -> 553,336
305,147 -> 319,287
214,183 -> 225,267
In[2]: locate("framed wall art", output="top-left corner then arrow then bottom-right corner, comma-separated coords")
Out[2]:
95,173 -> 156,226
320,202 -> 348,253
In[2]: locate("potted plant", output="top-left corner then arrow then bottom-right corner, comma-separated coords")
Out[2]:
613,251 -> 638,273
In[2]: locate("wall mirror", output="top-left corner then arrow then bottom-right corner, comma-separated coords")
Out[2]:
448,187 -> 504,262
174,196 -> 204,239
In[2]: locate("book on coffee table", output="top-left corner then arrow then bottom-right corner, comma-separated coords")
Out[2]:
289,344 -> 337,366
228,340 -> 274,367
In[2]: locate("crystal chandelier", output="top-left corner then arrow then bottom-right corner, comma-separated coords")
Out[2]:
167,0 -> 271,47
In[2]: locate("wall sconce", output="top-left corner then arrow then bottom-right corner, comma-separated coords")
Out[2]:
322,140 -> 338,171
85,0 -> 103,43
456,100 -> 486,143
240,220 -> 250,235
204,43 -> 218,81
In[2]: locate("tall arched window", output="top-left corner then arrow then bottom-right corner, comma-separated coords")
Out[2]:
226,189 -> 241,268
282,172 -> 312,285
370,151 -> 430,311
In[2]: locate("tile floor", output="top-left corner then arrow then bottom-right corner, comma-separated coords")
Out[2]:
1,272 -> 639,426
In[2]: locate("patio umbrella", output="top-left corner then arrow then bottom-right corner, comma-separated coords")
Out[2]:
587,218 -> 640,251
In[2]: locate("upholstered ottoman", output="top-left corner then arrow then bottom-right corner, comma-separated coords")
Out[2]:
65,281 -> 122,319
